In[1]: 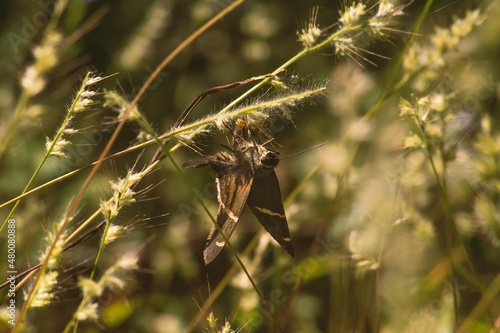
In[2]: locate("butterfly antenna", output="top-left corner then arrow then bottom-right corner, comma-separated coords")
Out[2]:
280,142 -> 327,159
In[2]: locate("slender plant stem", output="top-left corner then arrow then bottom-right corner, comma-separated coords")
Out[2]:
0,72 -> 92,235
414,106 -> 459,327
89,220 -> 110,281
458,272 -> 500,333
219,25 -> 361,114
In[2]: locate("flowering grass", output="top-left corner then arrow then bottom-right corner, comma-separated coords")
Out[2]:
1,0 -> 499,332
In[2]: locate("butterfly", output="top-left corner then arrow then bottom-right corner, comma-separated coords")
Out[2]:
182,119 -> 294,264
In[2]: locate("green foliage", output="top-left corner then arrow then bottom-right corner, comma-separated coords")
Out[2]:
1,0 -> 499,332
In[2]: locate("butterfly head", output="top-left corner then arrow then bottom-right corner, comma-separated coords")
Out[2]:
260,150 -> 279,168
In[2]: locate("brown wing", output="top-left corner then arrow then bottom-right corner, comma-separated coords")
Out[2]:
184,152 -> 255,264
246,169 -> 294,257
203,167 -> 253,264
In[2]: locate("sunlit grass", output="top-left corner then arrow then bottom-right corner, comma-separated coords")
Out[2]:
1,0 -> 499,332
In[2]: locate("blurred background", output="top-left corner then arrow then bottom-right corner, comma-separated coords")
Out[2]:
1,0 -> 499,332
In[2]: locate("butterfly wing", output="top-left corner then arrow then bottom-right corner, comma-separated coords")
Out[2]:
204,166 -> 253,264
183,152 -> 254,264
246,169 -> 294,257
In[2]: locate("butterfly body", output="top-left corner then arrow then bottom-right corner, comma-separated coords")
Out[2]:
182,119 -> 294,264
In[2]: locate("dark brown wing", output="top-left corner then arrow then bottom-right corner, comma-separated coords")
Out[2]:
183,152 -> 254,264
246,169 -> 294,257
204,168 -> 253,264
